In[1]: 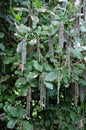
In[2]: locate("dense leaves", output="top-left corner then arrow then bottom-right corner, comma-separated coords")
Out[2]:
0,0 -> 86,130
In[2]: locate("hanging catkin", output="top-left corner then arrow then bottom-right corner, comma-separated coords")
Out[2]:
37,38 -> 41,62
78,118 -> 84,129
57,71 -> 62,104
79,86 -> 85,103
21,39 -> 26,72
39,76 -> 46,110
26,85 -> 31,117
59,22 -> 64,53
75,82 -> 79,107
19,120 -> 22,130
49,37 -> 54,58
79,71 -> 86,103
28,0 -> 34,58
49,16 -> 54,58
9,0 -> 12,6
66,35 -> 71,78
84,0 -> 86,21
74,0 -> 81,37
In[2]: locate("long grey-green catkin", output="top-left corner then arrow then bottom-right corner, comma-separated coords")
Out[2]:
21,39 -> 26,72
59,22 -> 64,53
26,85 -> 31,117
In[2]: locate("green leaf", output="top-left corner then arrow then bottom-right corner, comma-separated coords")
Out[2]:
70,48 -> 83,59
42,62 -> 52,71
23,121 -> 33,130
79,79 -> 86,86
15,15 -> 22,20
35,26 -> 42,36
33,60 -> 43,72
7,119 -> 17,129
73,67 -> 82,75
0,43 -> 5,51
44,70 -> 57,82
32,0 -> 42,8
80,26 -> 86,32
27,72 -> 38,81
45,120 -> 51,127
21,85 -> 28,96
70,112 -> 75,121
0,32 -> 4,38
29,39 -> 37,45
19,24 -> 31,34
3,57 -> 17,64
7,106 -> 18,117
62,69 -> 68,83
13,11 -> 22,21
24,64 -> 32,74
15,77 -> 26,88
16,41 -> 22,53
44,81 -> 53,89
17,106 -> 26,118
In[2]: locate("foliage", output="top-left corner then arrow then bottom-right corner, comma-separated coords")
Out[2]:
0,0 -> 86,129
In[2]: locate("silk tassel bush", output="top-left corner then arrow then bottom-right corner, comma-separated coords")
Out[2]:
37,38 -> 41,62
59,22 -> 64,53
39,77 -> 46,110
19,121 -> 23,130
21,39 -> 26,72
84,0 -> 86,21
57,71 -> 62,104
66,35 -> 71,78
26,85 -> 31,117
74,82 -> 79,107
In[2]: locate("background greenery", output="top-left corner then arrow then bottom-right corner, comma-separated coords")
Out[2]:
0,0 -> 86,129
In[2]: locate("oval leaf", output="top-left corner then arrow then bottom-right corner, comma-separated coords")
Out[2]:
44,70 -> 57,82
15,77 -> 26,88
27,72 -> 38,81
0,32 -> 4,38
44,81 -> 53,89
7,119 -> 17,129
33,60 -> 43,72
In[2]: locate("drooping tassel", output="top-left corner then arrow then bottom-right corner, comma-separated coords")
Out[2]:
19,120 -> 22,130
59,22 -> 64,53
21,39 -> 26,72
79,86 -> 85,103
37,38 -> 41,62
74,0 -> 81,37
78,118 -> 84,129
57,71 -> 62,104
9,0 -> 12,6
84,0 -> 86,21
49,36 -> 54,58
39,76 -> 46,109
75,82 -> 79,107
26,85 -> 31,117
28,0 -> 34,58
66,35 -> 71,78
79,71 -> 86,103
49,16 -> 54,58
